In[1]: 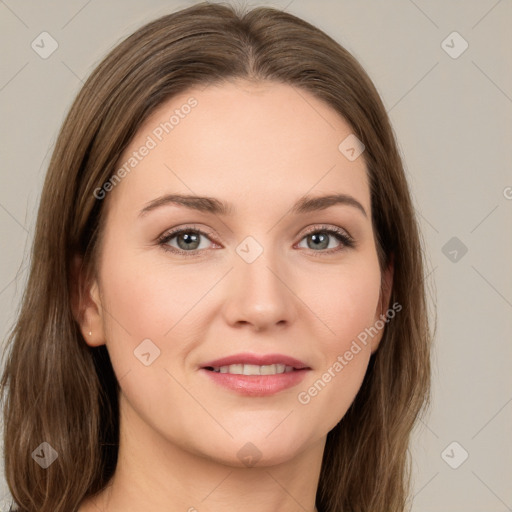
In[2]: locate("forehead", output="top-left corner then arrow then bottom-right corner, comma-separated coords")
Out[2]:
105,79 -> 370,219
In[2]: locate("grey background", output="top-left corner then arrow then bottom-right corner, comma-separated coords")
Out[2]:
1,0 -> 511,510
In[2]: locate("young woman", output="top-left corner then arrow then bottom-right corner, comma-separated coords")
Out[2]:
1,2 -> 433,511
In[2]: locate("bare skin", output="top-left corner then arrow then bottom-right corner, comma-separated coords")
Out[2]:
77,79 -> 393,512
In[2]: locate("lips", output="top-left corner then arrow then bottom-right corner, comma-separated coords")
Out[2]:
207,363 -> 295,375
201,353 -> 309,371
199,353 -> 311,397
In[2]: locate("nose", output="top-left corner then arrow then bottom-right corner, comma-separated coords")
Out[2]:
221,249 -> 298,332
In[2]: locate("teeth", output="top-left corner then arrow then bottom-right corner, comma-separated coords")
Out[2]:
260,364 -> 276,375
243,364 -> 261,375
229,364 -> 243,374
211,364 -> 296,375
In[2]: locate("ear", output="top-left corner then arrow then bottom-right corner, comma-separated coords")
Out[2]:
70,254 -> 106,347
370,252 -> 395,354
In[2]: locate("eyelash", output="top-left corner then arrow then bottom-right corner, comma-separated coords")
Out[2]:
157,224 -> 355,258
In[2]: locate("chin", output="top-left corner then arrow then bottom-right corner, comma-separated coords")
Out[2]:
189,426 -> 318,469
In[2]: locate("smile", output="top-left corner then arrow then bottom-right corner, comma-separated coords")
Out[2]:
200,353 -> 311,396
206,364 -> 296,375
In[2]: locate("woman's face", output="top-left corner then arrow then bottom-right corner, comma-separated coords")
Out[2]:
83,79 -> 392,467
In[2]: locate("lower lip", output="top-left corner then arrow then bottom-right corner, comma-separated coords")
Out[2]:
200,368 -> 310,397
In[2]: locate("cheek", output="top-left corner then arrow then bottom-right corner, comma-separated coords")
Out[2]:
99,244 -> 206,341
294,258 -> 381,430
308,258 -> 382,354
97,246 -> 204,437
96,237 -> 187,381
97,237 -> 225,404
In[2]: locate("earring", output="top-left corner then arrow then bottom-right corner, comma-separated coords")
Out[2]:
88,331 -> 92,336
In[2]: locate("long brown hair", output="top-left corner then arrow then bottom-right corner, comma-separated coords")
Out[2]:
1,3 -> 434,511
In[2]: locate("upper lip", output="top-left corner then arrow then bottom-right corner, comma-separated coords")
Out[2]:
201,353 -> 310,370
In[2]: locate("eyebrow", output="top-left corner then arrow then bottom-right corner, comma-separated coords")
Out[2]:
139,193 -> 367,218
